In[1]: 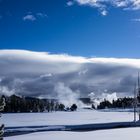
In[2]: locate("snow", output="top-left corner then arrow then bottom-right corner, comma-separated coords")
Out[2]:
5,128 -> 140,140
2,109 -> 134,127
2,109 -> 139,140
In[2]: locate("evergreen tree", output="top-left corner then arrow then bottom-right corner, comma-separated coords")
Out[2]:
70,104 -> 77,111
59,104 -> 65,111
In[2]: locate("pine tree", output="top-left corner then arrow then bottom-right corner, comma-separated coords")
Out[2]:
70,104 -> 77,111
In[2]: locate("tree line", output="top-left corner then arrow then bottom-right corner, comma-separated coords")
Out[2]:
3,95 -> 77,113
1,94 -> 136,113
97,97 -> 134,109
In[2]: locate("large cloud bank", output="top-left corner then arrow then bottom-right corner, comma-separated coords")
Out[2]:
0,50 -> 139,100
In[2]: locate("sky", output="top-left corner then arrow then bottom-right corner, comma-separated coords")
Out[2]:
0,0 -> 140,57
1,0 -> 140,102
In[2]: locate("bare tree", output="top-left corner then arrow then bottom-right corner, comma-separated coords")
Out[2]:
0,96 -> 6,139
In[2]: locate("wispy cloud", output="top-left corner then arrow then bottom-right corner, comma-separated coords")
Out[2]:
23,12 -> 47,21
36,13 -> 48,18
67,1 -> 74,6
131,18 -> 140,22
23,14 -> 36,21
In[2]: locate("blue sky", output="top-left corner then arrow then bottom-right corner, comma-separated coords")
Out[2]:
0,0 -> 140,58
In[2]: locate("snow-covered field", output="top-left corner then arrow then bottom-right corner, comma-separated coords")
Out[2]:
2,109 -> 134,127
5,128 -> 140,140
3,109 -> 140,140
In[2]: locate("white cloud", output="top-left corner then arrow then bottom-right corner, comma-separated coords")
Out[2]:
71,0 -> 140,15
89,57 -> 140,68
0,49 -> 89,63
2,49 -> 140,68
67,1 -> 74,6
101,10 -> 108,16
23,14 -> 36,21
76,0 -> 98,5
131,0 -> 140,10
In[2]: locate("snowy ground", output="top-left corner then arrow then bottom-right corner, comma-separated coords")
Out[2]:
5,128 -> 140,140
2,109 -> 140,140
2,109 -> 134,127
